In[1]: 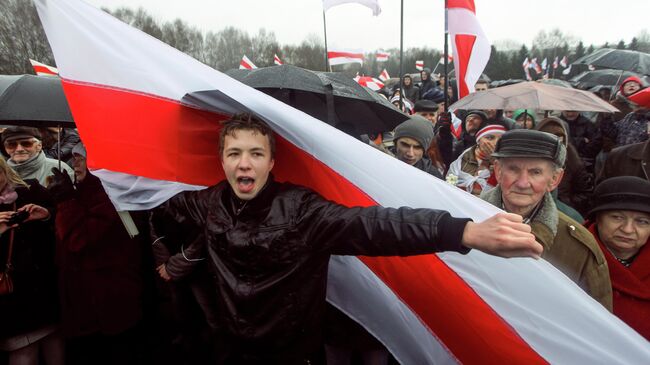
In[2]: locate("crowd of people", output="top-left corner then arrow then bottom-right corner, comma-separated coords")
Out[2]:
0,67 -> 648,365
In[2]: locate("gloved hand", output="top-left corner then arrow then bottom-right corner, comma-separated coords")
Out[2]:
48,167 -> 75,203
437,112 -> 452,134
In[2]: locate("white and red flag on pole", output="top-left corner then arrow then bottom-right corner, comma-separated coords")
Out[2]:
328,49 -> 364,66
34,1 -> 650,363
541,58 -> 548,71
239,55 -> 257,69
415,60 -> 424,71
29,59 -> 58,76
447,0 -> 491,99
322,0 -> 381,16
354,75 -> 384,91
553,56 -> 559,69
376,51 -> 389,62
522,57 -> 532,81
560,55 -> 568,68
378,69 -> 390,82
273,54 -> 283,65
530,58 -> 542,74
438,55 -> 453,64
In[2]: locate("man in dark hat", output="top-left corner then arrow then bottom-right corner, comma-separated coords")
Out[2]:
584,176 -> 650,339
481,129 -> 612,310
1,126 -> 73,186
413,100 -> 439,126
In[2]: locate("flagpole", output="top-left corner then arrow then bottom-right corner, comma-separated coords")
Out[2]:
398,0 -> 404,111
323,10 -> 330,71
443,0 -> 449,112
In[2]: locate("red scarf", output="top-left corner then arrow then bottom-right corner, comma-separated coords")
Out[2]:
587,223 -> 650,340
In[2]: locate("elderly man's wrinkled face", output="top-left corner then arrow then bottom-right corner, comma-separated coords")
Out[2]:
495,158 -> 563,216
622,81 -> 642,97
395,137 -> 424,166
417,111 -> 438,125
561,111 -> 580,122
4,138 -> 42,164
596,210 -> 650,259
222,129 -> 275,200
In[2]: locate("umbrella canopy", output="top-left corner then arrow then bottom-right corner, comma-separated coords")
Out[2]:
537,78 -> 574,88
223,65 -> 407,135
570,69 -> 650,90
355,76 -> 384,91
490,79 -> 525,88
572,48 -> 650,75
449,81 -> 618,113
0,74 -> 74,127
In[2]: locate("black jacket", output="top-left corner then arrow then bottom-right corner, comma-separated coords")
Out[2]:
0,180 -> 58,338
151,177 -> 470,362
561,114 -> 602,162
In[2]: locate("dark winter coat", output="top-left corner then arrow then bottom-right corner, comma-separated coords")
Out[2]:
44,128 -> 81,167
598,140 -> 650,183
151,176 -> 471,362
55,173 -> 143,337
0,180 -> 58,338
560,114 -> 602,165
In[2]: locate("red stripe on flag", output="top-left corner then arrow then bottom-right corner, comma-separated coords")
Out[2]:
32,65 -> 58,76
447,0 -> 476,13
327,51 -> 364,59
62,80 -> 545,363
454,34 -> 477,99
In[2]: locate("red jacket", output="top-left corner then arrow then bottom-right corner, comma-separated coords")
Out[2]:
588,223 -> 650,340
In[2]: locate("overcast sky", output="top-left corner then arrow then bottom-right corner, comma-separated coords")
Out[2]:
86,0 -> 649,51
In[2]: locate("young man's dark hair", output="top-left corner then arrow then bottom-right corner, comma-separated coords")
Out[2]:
219,113 -> 276,158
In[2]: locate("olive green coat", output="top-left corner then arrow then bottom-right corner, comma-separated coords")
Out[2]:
482,187 -> 613,311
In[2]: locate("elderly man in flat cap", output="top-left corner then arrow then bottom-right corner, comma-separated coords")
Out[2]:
1,126 -> 73,186
481,129 -> 613,310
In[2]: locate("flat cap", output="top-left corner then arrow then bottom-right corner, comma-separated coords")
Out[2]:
491,129 -> 566,166
1,126 -> 42,143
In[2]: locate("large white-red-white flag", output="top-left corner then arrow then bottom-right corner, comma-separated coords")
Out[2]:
328,49 -> 364,66
29,59 -> 58,76
34,1 -> 650,363
322,0 -> 381,16
273,54 -> 283,65
239,55 -> 257,69
415,60 -> 424,71
447,0 -> 491,99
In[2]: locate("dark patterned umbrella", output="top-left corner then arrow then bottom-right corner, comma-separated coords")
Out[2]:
0,74 -> 74,127
572,48 -> 650,75
570,69 -> 650,90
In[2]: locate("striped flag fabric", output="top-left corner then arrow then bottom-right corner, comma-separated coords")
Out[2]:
29,59 -> 58,76
239,55 -> 257,69
354,75 -> 384,91
530,58 -> 542,74
553,56 -> 559,69
273,54 -> 283,65
415,60 -> 424,71
328,49 -> 364,66
378,69 -> 390,82
522,57 -> 532,81
34,1 -> 650,363
447,0 -> 491,99
560,55 -> 568,68
541,58 -> 548,71
376,51 -> 389,62
438,55 -> 453,64
322,0 -> 381,16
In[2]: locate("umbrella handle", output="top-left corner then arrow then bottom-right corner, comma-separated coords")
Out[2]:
324,84 -> 338,126
57,124 -> 61,171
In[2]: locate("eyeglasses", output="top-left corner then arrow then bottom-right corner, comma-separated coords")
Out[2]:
3,139 -> 37,149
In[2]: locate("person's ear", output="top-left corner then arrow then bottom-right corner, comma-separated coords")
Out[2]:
548,168 -> 564,192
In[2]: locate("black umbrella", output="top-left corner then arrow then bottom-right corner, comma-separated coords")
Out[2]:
569,69 -> 650,90
572,48 -> 650,75
490,79 -> 525,88
223,65 -> 408,135
0,74 -> 74,127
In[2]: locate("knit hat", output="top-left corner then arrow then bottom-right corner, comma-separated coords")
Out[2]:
492,129 -> 566,167
512,109 -> 536,126
1,126 -> 42,143
393,115 -> 434,150
588,176 -> 650,219
475,124 -> 507,142
620,76 -> 642,94
72,142 -> 86,158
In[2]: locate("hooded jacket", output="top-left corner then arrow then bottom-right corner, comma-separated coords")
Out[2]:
536,117 -> 594,214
